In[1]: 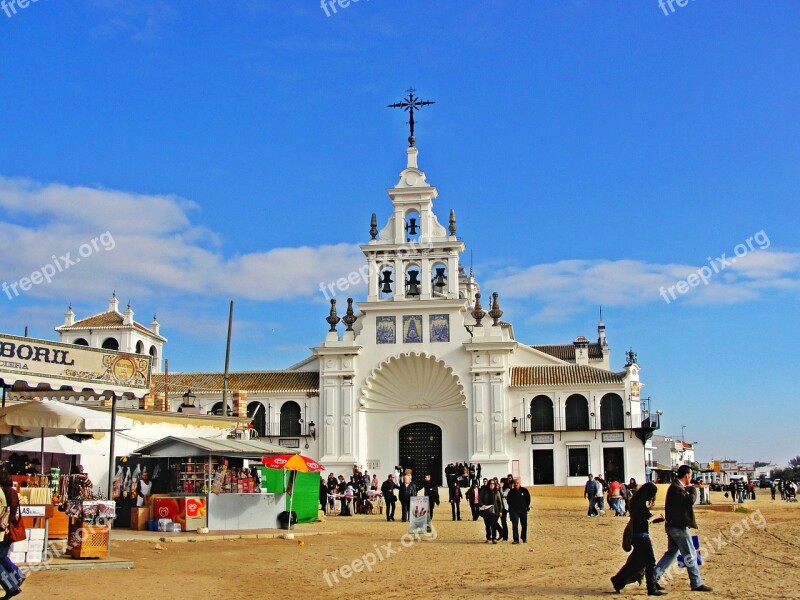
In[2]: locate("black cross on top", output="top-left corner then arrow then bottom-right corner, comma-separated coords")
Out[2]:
388,87 -> 435,147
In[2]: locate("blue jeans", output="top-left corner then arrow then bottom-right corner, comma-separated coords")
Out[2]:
0,541 -> 23,594
655,526 -> 702,589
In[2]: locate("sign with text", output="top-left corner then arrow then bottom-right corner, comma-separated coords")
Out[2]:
19,505 -> 47,517
409,496 -> 429,534
0,333 -> 151,393
602,432 -> 625,443
531,434 -> 554,445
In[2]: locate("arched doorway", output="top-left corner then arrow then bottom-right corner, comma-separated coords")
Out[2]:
398,422 -> 442,487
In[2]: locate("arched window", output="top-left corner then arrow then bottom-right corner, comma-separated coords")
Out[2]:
431,262 -> 448,297
565,394 -> 590,431
73,338 -> 89,346
135,341 -> 144,354
404,264 -> 422,297
404,210 -> 421,243
280,401 -> 301,437
248,402 -> 266,437
101,337 -> 119,350
378,264 -> 395,298
600,393 -> 625,430
530,395 -> 554,432
210,401 -> 232,416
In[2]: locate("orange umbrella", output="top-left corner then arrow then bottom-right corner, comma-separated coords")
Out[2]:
261,454 -> 324,472
261,454 -> 324,533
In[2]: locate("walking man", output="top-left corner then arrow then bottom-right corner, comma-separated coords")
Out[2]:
419,474 -> 440,528
654,464 -> 712,592
507,478 -> 531,544
449,480 -> 462,520
398,475 -> 417,522
584,474 -> 597,517
381,474 -> 398,521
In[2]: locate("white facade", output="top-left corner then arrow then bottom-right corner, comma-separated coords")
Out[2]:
151,143 -> 657,486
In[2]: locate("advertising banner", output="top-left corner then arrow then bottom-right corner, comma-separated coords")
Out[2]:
409,496 -> 428,534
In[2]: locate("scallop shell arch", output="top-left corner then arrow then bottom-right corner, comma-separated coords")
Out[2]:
361,352 -> 466,412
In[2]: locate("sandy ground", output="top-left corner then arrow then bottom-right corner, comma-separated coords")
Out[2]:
18,491 -> 800,600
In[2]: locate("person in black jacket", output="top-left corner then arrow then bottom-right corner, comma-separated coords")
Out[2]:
654,465 -> 712,593
419,474 -> 440,526
398,475 -> 417,522
449,480 -> 463,520
610,482 -> 664,596
381,474 -> 399,521
506,479 -> 531,544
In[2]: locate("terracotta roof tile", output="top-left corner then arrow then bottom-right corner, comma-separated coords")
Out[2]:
531,343 -> 604,362
151,371 -> 319,394
510,365 -> 626,387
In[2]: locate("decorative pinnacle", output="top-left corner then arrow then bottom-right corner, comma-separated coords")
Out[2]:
342,298 -> 357,331
326,299 -> 340,333
488,292 -> 503,326
449,209 -> 457,236
370,213 -> 378,240
471,293 -> 486,326
388,87 -> 435,147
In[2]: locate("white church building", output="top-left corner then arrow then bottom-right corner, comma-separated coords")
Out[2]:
149,141 -> 659,487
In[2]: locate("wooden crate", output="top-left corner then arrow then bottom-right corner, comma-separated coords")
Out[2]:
130,507 -> 150,530
66,519 -> 110,559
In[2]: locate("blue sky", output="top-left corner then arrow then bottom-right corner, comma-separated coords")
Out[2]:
1,1 -> 798,465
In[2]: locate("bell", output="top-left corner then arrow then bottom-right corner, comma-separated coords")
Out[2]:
406,270 -> 421,296
433,267 -> 447,290
405,217 -> 418,236
380,270 -> 393,294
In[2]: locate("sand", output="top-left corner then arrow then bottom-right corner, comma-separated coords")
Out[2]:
18,491 -> 799,599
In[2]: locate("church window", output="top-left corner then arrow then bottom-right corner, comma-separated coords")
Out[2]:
248,402 -> 266,437
530,395 -> 554,432
568,446 -> 590,477
565,394 -> 590,431
73,338 -> 89,346
135,341 -> 144,354
600,393 -> 625,430
280,401 -> 302,437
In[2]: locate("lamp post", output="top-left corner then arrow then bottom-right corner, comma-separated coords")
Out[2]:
511,417 -> 518,438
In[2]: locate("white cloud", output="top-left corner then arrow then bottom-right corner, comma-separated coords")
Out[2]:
486,250 -> 800,322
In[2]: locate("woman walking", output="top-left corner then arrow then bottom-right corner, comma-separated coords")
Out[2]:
610,482 -> 665,596
479,480 -> 503,544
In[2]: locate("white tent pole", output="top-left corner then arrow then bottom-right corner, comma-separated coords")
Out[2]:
287,469 -> 295,532
40,427 -> 45,472
107,393 -> 117,500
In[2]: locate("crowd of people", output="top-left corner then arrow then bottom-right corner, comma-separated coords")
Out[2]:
771,479 -> 798,502
583,473 -> 640,517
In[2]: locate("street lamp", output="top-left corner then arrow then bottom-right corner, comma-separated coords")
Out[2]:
511,417 -> 519,437
182,389 -> 196,408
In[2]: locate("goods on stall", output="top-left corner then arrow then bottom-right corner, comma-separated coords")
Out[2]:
65,499 -> 115,559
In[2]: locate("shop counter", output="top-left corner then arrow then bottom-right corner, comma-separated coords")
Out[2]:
207,492 -> 284,531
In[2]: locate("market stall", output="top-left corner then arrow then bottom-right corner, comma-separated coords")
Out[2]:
130,435 -> 296,531
0,333 -> 152,561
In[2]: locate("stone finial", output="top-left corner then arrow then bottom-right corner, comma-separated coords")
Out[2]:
343,298 -> 357,331
370,213 -> 378,240
488,292 -> 503,326
326,299 -> 341,332
471,293 -> 486,326
449,209 -> 457,236
64,304 -> 75,327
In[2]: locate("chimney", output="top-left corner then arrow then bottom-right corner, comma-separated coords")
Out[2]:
573,336 -> 590,365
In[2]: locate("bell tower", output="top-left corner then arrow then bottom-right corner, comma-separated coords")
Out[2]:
363,145 -> 465,302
